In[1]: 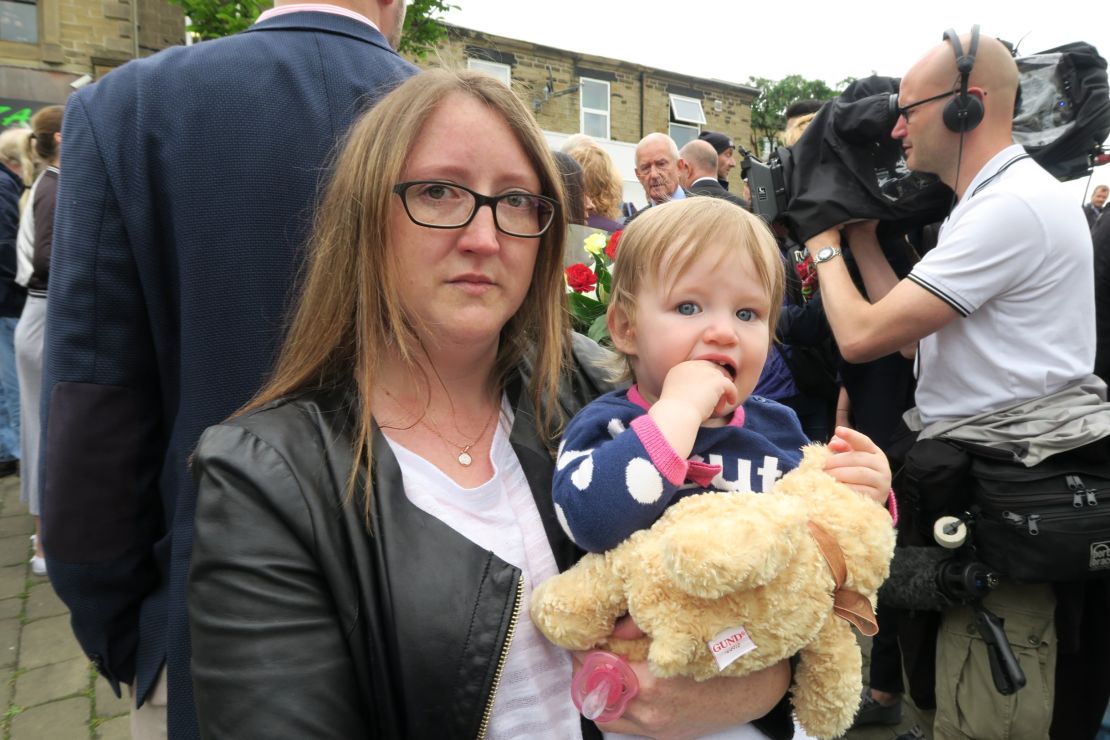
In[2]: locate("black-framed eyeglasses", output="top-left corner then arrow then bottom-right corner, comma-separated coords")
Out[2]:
392,180 -> 558,238
891,89 -> 957,122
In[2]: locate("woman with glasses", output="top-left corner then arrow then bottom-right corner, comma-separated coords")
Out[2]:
187,69 -> 792,739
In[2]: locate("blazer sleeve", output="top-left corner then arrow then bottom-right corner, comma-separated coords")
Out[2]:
40,92 -> 164,690
189,423 -> 369,739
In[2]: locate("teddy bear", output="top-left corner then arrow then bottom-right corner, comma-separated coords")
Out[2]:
530,444 -> 896,739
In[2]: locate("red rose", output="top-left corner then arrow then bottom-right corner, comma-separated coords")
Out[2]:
605,230 -> 622,261
565,263 -> 598,293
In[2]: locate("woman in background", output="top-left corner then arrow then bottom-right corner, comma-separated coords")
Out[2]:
562,134 -> 625,232
15,104 -> 63,576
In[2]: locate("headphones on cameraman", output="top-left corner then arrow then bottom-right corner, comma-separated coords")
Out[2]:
941,24 -> 983,132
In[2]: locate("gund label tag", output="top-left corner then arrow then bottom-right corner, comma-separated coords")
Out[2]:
707,625 -> 757,671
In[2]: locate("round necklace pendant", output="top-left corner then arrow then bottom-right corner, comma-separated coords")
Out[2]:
458,450 -> 473,466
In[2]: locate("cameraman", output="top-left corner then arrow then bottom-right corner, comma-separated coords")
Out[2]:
804,29 -> 1110,740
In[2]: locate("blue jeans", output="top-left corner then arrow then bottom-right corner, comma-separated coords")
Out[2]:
0,316 -> 19,462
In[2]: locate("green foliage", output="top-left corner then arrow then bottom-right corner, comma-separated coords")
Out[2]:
172,0 -> 455,54
746,75 -> 854,156
173,0 -> 266,40
401,0 -> 457,57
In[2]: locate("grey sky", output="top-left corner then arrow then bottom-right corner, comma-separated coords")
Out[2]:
444,2 -> 1104,89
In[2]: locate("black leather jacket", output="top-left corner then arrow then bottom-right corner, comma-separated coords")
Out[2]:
188,340 -> 612,739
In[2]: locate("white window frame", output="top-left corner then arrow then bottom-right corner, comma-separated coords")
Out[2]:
668,93 -> 707,125
466,58 -> 511,87
579,77 -> 611,140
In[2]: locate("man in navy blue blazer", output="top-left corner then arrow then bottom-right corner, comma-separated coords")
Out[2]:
41,2 -> 415,736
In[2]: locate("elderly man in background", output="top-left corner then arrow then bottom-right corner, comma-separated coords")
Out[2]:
679,139 -> 749,209
633,132 -> 685,211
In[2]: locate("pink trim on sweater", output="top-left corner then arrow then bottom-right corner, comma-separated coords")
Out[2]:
629,415 -> 690,487
627,384 -> 651,411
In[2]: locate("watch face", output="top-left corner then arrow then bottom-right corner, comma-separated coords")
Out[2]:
817,247 -> 835,262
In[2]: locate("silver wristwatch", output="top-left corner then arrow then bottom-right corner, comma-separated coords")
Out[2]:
812,246 -> 842,265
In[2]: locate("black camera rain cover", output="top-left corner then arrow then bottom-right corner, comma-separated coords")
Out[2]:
781,76 -> 953,243
1013,42 -> 1110,182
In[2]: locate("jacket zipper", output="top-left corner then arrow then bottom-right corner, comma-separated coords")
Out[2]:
477,575 -> 523,740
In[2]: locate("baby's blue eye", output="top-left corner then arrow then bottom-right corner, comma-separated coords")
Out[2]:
736,308 -> 756,321
676,302 -> 700,316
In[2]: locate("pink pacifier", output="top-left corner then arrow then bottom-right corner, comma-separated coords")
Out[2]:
571,651 -> 639,722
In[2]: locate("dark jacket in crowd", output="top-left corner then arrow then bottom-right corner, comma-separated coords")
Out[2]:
27,166 -> 57,295
688,177 -> 750,210
1094,214 -> 1110,384
40,13 -> 416,738
0,163 -> 26,317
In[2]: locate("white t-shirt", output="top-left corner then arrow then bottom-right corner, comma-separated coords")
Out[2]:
384,401 -> 583,740
907,145 -> 1095,425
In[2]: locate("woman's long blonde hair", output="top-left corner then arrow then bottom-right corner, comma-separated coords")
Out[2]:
241,69 -> 570,519
562,135 -> 624,220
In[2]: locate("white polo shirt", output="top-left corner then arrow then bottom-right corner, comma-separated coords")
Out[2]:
907,144 -> 1095,425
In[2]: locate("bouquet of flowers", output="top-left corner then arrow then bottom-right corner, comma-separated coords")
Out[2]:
565,230 -> 621,345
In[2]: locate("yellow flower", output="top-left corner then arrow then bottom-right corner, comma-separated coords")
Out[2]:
583,232 -> 608,256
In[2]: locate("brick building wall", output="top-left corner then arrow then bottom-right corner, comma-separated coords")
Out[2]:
1,0 -> 184,122
413,24 -> 758,192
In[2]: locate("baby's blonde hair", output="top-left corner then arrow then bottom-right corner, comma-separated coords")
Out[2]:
606,197 -> 784,382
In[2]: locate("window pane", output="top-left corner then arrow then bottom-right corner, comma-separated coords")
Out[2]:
583,112 -> 607,139
669,122 -> 698,149
0,0 -> 37,43
466,58 -> 511,87
669,94 -> 707,125
581,79 -> 608,113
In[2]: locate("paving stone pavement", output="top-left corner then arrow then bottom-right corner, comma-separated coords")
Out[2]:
0,474 -> 131,739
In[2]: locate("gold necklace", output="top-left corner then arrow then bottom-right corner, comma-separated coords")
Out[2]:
418,406 -> 498,466
379,389 -> 499,467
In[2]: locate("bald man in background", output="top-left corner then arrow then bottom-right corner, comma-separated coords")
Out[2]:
679,139 -> 749,209
804,28 -> 1110,740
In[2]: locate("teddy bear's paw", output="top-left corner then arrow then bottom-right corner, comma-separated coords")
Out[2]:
792,686 -> 859,740
647,632 -> 708,678
530,591 -> 623,649
791,628 -> 864,739
530,560 -> 627,650
603,636 -> 650,663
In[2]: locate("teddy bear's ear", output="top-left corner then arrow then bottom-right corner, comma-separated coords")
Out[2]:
659,494 -> 807,599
